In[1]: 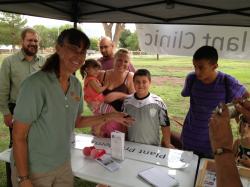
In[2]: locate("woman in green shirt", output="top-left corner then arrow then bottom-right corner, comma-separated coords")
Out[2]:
12,28 -> 133,187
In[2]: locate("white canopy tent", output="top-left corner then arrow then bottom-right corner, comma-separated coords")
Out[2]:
0,0 -> 250,27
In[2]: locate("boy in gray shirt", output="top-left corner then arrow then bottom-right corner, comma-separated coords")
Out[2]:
123,69 -> 174,148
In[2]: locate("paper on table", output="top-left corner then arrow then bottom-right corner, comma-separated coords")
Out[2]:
167,149 -> 192,169
93,136 -> 193,168
96,154 -> 120,172
138,167 -> 179,187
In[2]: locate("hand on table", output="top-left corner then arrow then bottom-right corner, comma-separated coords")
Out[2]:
165,143 -> 175,149
105,112 -> 134,127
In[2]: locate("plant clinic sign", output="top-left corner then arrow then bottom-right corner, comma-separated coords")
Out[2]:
136,24 -> 250,59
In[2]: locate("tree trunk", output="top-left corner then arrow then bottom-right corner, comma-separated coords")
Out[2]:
113,23 -> 125,47
102,23 -> 113,39
102,23 -> 125,48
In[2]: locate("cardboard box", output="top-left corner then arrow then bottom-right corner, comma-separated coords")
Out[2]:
196,159 -> 250,187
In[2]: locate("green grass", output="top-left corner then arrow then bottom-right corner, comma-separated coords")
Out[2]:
0,53 -> 250,186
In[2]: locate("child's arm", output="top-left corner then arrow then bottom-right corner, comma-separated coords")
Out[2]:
161,126 -> 175,148
104,92 -> 128,103
89,79 -> 108,94
126,72 -> 135,94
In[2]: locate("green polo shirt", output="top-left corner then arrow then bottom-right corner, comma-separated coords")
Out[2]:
0,50 -> 45,115
13,70 -> 83,174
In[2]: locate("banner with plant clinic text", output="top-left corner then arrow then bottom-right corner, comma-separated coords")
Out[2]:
136,24 -> 250,60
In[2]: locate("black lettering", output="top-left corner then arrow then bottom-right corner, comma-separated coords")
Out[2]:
160,35 -> 171,47
150,152 -> 157,156
212,37 -> 224,50
178,31 -> 183,48
202,33 -> 211,45
183,32 -> 195,49
172,32 -> 177,48
145,33 -> 152,45
227,37 -> 239,51
154,30 -> 159,46
242,31 -> 247,51
158,154 -> 166,159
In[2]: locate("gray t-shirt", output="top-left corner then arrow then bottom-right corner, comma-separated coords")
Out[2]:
123,93 -> 170,146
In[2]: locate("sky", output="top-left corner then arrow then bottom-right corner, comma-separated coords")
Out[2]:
24,15 -> 136,38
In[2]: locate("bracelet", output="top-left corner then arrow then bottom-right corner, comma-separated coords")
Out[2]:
17,175 -> 29,184
213,148 -> 233,155
102,114 -> 107,123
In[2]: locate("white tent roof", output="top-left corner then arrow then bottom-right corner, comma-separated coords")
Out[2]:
0,0 -> 250,26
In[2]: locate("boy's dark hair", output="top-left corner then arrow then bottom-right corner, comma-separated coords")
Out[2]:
193,46 -> 218,64
42,28 -> 90,77
133,69 -> 151,81
80,59 -> 101,79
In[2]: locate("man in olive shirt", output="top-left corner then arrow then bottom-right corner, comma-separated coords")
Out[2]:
0,28 -> 45,187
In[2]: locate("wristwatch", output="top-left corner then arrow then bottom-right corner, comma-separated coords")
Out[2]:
17,176 -> 29,184
213,148 -> 232,155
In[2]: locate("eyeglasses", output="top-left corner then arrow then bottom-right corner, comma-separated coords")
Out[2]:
64,43 -> 86,56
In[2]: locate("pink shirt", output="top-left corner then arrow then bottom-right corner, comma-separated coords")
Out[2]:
84,76 -> 104,103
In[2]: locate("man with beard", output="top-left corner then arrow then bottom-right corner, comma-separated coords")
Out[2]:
0,28 -> 45,187
98,37 -> 135,72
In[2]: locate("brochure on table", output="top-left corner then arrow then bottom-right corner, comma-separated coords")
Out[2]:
74,134 -> 193,169
96,154 -> 120,172
111,131 -> 125,160
138,167 -> 179,187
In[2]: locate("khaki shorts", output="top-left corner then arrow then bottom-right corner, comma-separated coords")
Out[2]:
11,161 -> 73,187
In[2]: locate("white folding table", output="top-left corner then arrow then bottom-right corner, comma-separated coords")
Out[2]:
0,133 -> 199,187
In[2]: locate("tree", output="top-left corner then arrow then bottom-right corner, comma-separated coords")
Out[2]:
119,29 -> 139,51
58,24 -> 75,34
102,23 -> 125,47
33,24 -> 76,50
89,37 -> 99,51
33,25 -> 50,50
119,29 -> 131,48
0,12 -> 27,49
125,33 -> 139,51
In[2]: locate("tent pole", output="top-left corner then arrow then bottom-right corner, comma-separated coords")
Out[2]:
72,0 -> 79,29
74,22 -> 77,29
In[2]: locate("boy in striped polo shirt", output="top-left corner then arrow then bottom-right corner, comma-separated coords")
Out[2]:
181,45 -> 249,158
